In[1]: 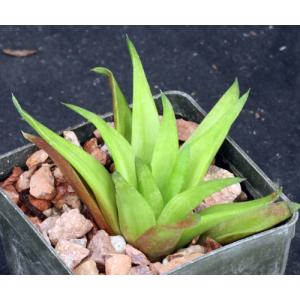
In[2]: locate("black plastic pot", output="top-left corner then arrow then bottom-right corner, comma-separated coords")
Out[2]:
0,91 -> 297,274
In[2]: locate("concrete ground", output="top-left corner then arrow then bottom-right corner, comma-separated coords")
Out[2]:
0,26 -> 299,274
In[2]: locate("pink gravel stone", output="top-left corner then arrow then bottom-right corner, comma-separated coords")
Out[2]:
48,209 -> 93,245
83,138 -> 107,165
129,265 -> 153,275
39,216 -> 59,234
26,150 -> 48,169
55,239 -> 89,269
53,167 -> 66,184
149,262 -> 163,275
197,165 -> 242,210
166,245 -> 205,262
177,245 -> 205,256
88,230 -> 116,266
38,216 -> 59,244
105,254 -> 132,275
54,193 -> 81,210
15,167 -> 36,192
158,252 -> 204,274
29,164 -> 56,200
74,259 -> 99,275
125,244 -> 150,266
176,119 -> 198,141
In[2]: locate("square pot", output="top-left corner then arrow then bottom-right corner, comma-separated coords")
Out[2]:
0,91 -> 297,275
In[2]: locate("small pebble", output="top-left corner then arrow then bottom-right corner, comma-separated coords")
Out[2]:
29,164 -> 56,200
176,119 -> 198,141
125,244 -> 150,266
48,209 -> 93,245
63,130 -> 81,147
110,235 -> 126,253
88,230 -> 116,266
74,259 -> 99,275
26,150 -> 49,169
105,254 -> 131,275
55,239 -> 89,269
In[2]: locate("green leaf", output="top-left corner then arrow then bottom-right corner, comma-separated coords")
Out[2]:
158,177 -> 244,225
151,93 -> 179,192
177,189 -> 281,247
134,213 -> 200,261
113,172 -> 156,243
63,103 -> 137,187
12,95 -> 120,234
202,201 -> 292,244
182,90 -> 250,189
162,144 -> 191,202
187,79 -> 240,144
127,37 -> 160,164
135,158 -> 164,219
23,133 -> 114,233
92,67 -> 132,142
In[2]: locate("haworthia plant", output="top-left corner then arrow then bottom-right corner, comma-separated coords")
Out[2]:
12,37 -> 299,260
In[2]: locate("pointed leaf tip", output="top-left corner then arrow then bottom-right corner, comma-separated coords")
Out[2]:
12,94 -> 22,114
21,131 -> 33,140
128,37 -> 160,163
92,66 -> 132,141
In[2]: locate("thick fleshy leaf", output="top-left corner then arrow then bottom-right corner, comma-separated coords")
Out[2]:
158,177 -> 244,225
187,79 -> 240,145
12,95 -> 120,234
23,133 -> 113,233
92,67 -> 132,141
127,37 -> 160,164
162,143 -> 191,203
182,90 -> 250,189
63,103 -> 137,187
151,94 -> 178,192
202,201 -> 293,244
113,172 -> 156,243
134,213 -> 201,261
177,190 -> 281,247
136,158 -> 164,219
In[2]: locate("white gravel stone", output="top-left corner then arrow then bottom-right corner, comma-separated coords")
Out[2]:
69,237 -> 88,248
110,235 -> 126,253
63,130 -> 81,147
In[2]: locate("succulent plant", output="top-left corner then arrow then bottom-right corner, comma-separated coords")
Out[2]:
12,37 -> 299,260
